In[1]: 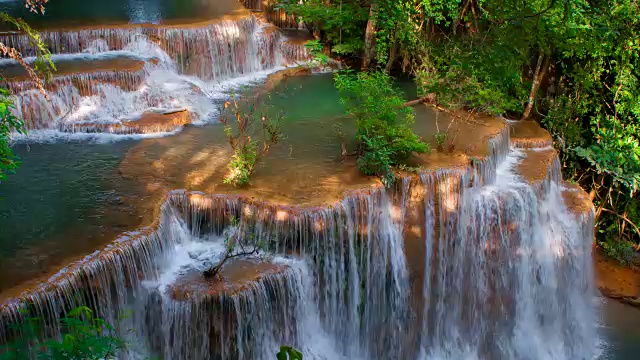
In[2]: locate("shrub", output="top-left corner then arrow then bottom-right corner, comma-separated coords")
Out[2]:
334,70 -> 428,186
304,40 -> 329,65
0,89 -> 24,183
220,96 -> 283,187
599,238 -> 637,267
276,346 -> 303,360
203,216 -> 269,279
0,306 -> 126,360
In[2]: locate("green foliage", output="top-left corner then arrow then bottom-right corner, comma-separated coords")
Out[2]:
415,39 -> 528,116
225,140 -> 258,187
277,0 -> 367,56
434,131 -> 447,150
220,97 -> 283,188
357,133 -> 396,186
0,307 -> 126,360
0,12 -> 55,83
575,120 -> 640,196
0,88 -> 24,182
304,40 -> 329,65
334,70 -> 428,186
276,346 -> 303,360
598,238 -> 637,267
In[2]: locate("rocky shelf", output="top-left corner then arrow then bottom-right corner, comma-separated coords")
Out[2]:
58,109 -> 192,134
168,259 -> 290,301
0,110 -> 585,304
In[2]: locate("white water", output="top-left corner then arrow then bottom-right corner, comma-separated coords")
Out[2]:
122,145 -> 597,360
420,149 -> 596,360
126,211 -> 348,360
0,139 -> 600,359
5,16 -> 309,142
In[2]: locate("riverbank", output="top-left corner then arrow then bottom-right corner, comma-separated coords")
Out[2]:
595,248 -> 640,308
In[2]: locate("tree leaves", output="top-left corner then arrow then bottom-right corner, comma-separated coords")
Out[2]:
276,346 -> 303,360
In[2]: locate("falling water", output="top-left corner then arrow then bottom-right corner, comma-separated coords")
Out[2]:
419,148 -> 595,359
2,15 -> 311,134
0,0 -> 599,357
0,117 -> 598,358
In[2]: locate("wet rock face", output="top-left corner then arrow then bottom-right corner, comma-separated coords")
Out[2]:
509,119 -> 554,148
58,109 -> 192,134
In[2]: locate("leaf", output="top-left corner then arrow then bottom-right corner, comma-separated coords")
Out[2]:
68,306 -> 93,318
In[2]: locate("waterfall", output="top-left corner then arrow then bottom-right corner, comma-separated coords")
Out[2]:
2,15 -> 311,135
0,121 -> 597,357
419,148 -> 596,359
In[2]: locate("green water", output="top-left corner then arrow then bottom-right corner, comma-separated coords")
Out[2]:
0,140 -> 143,291
263,73 -> 346,123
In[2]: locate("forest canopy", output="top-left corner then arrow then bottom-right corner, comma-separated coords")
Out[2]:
279,0 -> 640,260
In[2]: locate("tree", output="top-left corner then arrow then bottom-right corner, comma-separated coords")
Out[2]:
203,217 -> 268,279
335,70 -> 429,186
0,0 -> 55,182
219,95 -> 283,188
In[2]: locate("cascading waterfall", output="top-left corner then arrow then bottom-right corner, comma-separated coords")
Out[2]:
2,16 -> 311,135
0,121 -> 597,359
419,147 -> 596,359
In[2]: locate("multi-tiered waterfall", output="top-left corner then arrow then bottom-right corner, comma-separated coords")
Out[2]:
0,1 -> 601,358
0,118 -> 598,359
0,12 -> 310,137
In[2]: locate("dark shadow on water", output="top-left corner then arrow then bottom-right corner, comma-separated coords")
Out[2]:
0,0 -> 246,29
598,296 -> 640,360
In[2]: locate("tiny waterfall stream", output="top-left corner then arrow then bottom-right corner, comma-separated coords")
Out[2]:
0,1 -> 614,358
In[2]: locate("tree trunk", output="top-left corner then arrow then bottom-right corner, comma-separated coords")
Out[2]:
403,93 -> 436,107
521,52 -> 550,120
384,40 -> 399,74
362,3 -> 377,71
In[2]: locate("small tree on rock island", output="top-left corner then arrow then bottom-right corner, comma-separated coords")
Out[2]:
203,217 -> 268,279
219,96 -> 283,187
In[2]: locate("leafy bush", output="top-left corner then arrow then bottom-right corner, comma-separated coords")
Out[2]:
225,140 -> 258,188
0,306 -> 126,360
276,346 -> 303,360
276,0 -> 368,57
0,89 -> 24,183
220,97 -> 282,188
599,238 -> 637,267
334,70 -> 428,186
304,40 -> 329,65
434,131 -> 447,151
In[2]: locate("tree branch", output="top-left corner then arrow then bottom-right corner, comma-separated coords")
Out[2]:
203,246 -> 260,279
600,208 -> 640,251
